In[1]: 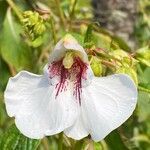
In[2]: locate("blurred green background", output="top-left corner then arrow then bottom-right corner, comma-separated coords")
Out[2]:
0,0 -> 150,149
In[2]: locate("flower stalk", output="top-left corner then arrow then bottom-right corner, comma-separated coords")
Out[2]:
55,0 -> 66,27
70,0 -> 78,19
50,18 -> 57,44
6,0 -> 23,20
58,132 -> 63,150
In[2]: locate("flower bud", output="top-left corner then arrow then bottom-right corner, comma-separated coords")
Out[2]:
90,56 -> 102,76
22,11 -> 46,41
109,49 -> 128,60
33,22 -> 46,35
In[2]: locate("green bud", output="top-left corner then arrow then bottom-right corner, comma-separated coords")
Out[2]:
121,57 -> 133,67
22,11 -> 46,42
33,22 -> 46,35
90,56 -> 102,76
109,49 -> 137,68
22,11 -> 39,26
109,49 -> 128,60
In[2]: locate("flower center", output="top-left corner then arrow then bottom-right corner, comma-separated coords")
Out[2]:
48,56 -> 88,105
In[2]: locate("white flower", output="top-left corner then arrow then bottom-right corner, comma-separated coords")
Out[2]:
4,34 -> 137,141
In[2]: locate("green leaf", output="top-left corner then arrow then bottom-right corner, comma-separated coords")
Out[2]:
138,91 -> 150,122
0,124 -> 40,150
0,8 -> 32,71
112,36 -> 131,52
31,36 -> 44,48
0,57 -> 10,91
137,66 -> 150,121
92,25 -> 131,51
105,130 -> 128,150
0,1 -> 7,29
136,46 -> 150,67
138,66 -> 150,88
0,94 -> 7,127
84,24 -> 95,48
84,24 -> 93,43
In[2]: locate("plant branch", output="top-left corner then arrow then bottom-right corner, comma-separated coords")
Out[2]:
70,0 -> 78,19
6,0 -> 23,20
42,138 -> 49,150
138,86 -> 150,94
7,63 -> 17,76
101,60 -> 116,68
69,0 -> 78,30
55,0 -> 66,27
58,132 -> 63,150
88,140 -> 94,150
37,44 -> 51,65
50,18 -> 57,44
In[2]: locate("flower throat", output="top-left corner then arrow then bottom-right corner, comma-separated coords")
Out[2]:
49,57 -> 87,105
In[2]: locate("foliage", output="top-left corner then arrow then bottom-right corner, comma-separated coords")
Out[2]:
0,0 -> 150,149
0,125 -> 40,150
134,0 -> 150,47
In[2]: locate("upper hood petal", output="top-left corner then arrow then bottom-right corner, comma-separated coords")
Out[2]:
49,34 -> 88,63
44,35 -> 94,86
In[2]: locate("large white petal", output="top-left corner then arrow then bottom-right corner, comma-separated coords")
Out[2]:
49,34 -> 88,63
81,74 -> 137,141
4,71 -> 78,139
64,74 -> 137,141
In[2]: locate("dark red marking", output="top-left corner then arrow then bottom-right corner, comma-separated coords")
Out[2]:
48,57 -> 88,105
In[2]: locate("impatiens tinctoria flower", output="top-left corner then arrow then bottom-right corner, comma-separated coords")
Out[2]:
4,34 -> 137,141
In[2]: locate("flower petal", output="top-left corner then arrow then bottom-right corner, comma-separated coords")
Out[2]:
81,74 -> 137,141
64,74 -> 137,141
49,34 -> 88,63
64,109 -> 89,140
4,71 -> 78,139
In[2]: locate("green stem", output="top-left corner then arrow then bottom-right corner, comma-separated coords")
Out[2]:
101,60 -> 116,68
50,18 -> 57,44
70,0 -> 78,19
55,0 -> 66,27
138,86 -> 150,94
7,63 -> 16,76
73,140 -> 84,150
37,43 -> 51,65
88,140 -> 94,150
6,0 -> 23,20
58,132 -> 63,150
69,0 -> 78,30
42,138 -> 50,150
